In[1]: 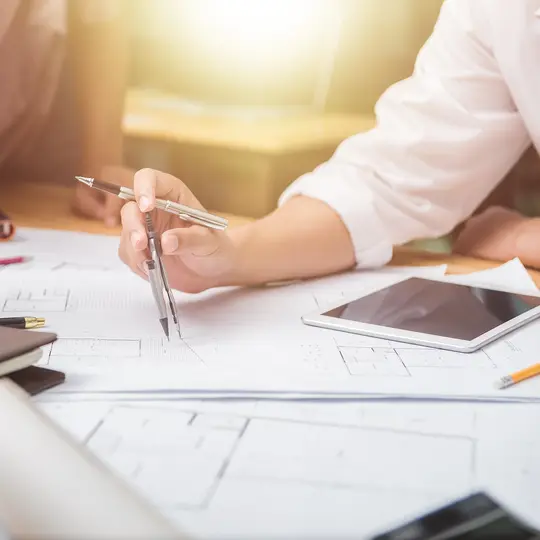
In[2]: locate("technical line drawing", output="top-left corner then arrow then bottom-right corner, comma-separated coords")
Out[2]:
3,288 -> 69,312
81,404 -> 476,512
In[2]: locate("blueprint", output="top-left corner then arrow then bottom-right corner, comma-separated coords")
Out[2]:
3,229 -> 540,401
36,398 -> 540,539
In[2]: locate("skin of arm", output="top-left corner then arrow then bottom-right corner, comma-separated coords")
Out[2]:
70,0 -> 128,172
69,0 -> 129,226
223,195 -> 357,287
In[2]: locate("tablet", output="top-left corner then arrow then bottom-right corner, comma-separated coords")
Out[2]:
302,277 -> 540,352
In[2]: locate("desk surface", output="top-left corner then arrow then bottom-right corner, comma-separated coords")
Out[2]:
4,181 -> 540,286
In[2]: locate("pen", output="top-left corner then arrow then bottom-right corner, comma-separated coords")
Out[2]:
495,363 -> 540,389
75,176 -> 228,231
0,317 -> 46,329
0,256 -> 30,266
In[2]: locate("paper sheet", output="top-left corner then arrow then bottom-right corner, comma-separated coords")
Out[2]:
36,397 -> 540,539
3,229 -> 540,401
0,228 -> 123,273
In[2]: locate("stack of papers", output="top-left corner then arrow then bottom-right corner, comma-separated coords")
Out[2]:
2,228 -> 540,402
5,228 -> 540,539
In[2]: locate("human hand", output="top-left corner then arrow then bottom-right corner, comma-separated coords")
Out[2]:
453,206 -> 540,268
118,168 -> 237,293
72,165 -> 134,227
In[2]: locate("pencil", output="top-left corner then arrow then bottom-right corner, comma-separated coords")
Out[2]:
495,363 -> 540,389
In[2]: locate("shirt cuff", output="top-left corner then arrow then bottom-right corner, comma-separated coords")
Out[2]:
278,165 -> 394,269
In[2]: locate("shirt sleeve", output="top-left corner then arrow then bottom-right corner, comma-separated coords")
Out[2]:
279,0 -> 530,269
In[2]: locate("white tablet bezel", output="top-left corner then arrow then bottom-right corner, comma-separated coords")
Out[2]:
302,276 -> 540,353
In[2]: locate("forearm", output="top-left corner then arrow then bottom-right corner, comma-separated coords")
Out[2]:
70,0 -> 128,173
225,196 -> 356,286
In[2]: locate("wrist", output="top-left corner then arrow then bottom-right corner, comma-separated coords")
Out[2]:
214,224 -> 256,288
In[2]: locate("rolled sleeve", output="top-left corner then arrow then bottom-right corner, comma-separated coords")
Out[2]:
279,0 -> 530,269
279,160 -> 394,268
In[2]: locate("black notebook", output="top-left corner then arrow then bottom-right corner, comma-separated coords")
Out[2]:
0,326 -> 64,395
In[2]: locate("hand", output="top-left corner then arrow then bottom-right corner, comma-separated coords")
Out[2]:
72,165 -> 134,227
453,206 -> 540,268
118,169 -> 236,293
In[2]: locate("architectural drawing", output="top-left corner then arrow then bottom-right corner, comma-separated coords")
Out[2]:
2,259 -> 540,400
3,288 -> 69,312
37,399 -> 540,539
39,337 -> 205,372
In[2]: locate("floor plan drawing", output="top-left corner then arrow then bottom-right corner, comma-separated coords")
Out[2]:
36,399 -> 540,539
38,337 -> 205,373
3,258 -> 540,400
2,288 -> 70,312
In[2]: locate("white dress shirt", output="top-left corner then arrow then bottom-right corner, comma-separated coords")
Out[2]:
279,0 -> 540,268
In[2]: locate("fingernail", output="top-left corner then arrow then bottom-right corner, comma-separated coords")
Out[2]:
131,231 -> 142,248
162,234 -> 178,254
139,196 -> 151,212
106,217 -> 117,228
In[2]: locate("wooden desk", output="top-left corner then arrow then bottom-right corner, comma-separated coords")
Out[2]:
4,182 -> 540,287
122,88 -> 375,218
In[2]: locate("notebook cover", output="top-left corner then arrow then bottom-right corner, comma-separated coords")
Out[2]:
0,326 -> 57,363
7,366 -> 65,396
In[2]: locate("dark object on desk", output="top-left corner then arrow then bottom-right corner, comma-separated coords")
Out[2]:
0,326 -> 56,363
0,327 -> 63,395
373,492 -> 539,539
7,366 -> 65,396
0,317 -> 46,330
0,209 -> 14,241
0,325 -> 57,378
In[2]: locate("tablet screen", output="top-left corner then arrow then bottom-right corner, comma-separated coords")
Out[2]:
322,278 -> 540,341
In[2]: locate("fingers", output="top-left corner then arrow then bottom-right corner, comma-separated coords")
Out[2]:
72,186 -> 106,220
118,226 -> 149,280
121,201 -> 148,251
103,193 -> 124,228
161,226 -> 220,258
119,201 -> 150,278
133,168 -> 203,213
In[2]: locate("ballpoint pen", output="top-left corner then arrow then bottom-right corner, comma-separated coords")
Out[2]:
144,212 -> 181,340
0,317 -> 46,330
75,176 -> 228,231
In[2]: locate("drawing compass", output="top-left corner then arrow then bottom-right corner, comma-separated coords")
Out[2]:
144,213 -> 181,339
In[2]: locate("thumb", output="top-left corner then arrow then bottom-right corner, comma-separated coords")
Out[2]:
161,226 -> 221,258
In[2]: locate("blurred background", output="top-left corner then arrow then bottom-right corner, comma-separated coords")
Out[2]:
123,0 -> 450,223
11,0 -> 539,249
122,0 -> 539,245
129,0 -> 442,114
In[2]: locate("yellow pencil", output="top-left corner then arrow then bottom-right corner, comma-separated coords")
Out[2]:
495,363 -> 540,389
